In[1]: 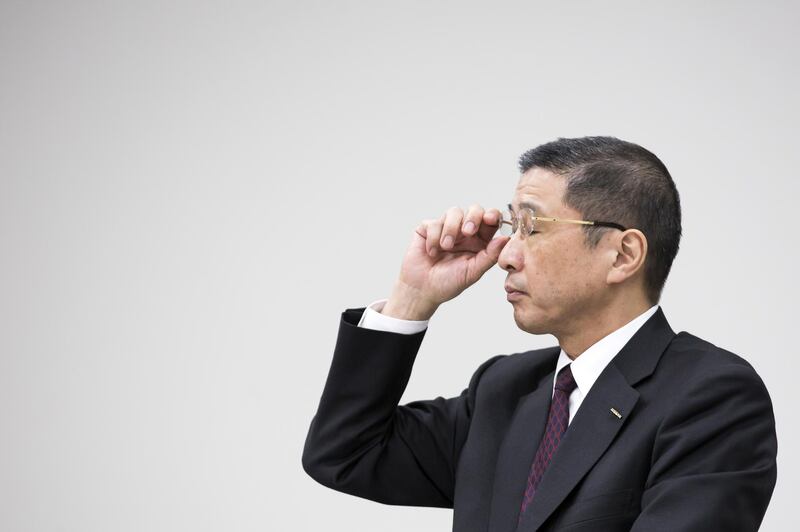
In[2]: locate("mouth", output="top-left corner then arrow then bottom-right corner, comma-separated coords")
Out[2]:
505,285 -> 527,300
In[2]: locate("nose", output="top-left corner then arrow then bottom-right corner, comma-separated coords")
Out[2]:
498,234 -> 524,272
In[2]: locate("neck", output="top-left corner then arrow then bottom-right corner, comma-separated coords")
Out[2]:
557,295 -> 654,360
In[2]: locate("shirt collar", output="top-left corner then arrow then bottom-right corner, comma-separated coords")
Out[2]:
554,305 -> 660,397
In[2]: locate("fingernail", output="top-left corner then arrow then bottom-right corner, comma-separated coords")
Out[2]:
443,236 -> 453,248
464,222 -> 475,233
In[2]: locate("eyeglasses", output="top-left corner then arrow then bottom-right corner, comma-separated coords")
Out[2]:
498,203 -> 627,239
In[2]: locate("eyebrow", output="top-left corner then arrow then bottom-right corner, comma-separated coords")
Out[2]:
511,200 -> 548,217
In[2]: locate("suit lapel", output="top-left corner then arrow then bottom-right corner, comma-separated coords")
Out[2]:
487,364 -> 556,532
516,365 -> 639,531
489,308 -> 676,532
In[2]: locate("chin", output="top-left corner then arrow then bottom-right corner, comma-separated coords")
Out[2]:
514,309 -> 547,334
513,306 -> 550,335
519,321 -> 550,335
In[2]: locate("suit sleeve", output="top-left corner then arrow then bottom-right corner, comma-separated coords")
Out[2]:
631,361 -> 778,531
301,307 -> 503,507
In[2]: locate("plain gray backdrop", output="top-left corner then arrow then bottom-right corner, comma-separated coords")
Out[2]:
1,1 -> 797,530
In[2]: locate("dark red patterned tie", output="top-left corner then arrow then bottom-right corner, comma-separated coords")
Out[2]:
518,363 -> 578,521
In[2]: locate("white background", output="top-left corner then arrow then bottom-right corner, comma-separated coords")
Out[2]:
1,1 -> 797,530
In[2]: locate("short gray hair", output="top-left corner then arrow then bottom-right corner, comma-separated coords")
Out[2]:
518,136 -> 682,303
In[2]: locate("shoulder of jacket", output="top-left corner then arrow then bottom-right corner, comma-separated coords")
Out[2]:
664,331 -> 756,373
465,346 -> 560,407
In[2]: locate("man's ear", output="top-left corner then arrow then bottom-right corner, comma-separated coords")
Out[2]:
606,229 -> 648,285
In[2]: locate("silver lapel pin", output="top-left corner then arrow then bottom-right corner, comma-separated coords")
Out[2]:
610,407 -> 623,419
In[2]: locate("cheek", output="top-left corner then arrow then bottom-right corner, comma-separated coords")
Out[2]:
525,238 -> 594,292
563,248 -> 606,296
522,241 -> 570,286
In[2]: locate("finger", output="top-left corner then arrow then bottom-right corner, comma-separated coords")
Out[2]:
461,204 -> 484,236
415,219 -> 433,239
484,208 -> 502,226
426,217 -> 444,257
471,235 -> 511,277
476,208 -> 503,240
440,206 -> 464,250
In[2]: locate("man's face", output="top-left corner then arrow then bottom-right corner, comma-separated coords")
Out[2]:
498,167 -> 615,336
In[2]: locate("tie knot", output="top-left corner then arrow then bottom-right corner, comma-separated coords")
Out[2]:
555,364 -> 578,394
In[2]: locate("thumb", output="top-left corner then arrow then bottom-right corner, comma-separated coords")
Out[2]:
472,236 -> 510,276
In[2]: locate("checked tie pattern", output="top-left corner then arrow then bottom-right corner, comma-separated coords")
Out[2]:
518,363 -> 578,521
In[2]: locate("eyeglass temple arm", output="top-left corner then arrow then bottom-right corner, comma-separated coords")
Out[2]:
504,205 -> 626,231
536,218 -> 627,231
529,215 -> 628,232
590,221 -> 627,231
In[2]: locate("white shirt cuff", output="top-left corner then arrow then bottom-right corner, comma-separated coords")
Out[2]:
357,298 -> 429,335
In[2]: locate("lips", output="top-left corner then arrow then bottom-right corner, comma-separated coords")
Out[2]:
505,284 -> 527,294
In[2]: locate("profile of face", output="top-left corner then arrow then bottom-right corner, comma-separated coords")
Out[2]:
498,167 -> 631,337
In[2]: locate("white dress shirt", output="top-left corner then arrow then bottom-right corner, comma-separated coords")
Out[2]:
358,298 -> 658,425
551,305 -> 658,423
357,299 -> 431,334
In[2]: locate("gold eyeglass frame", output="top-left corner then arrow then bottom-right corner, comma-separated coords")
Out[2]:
499,203 -> 627,238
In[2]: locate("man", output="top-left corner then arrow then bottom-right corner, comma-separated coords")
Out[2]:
301,137 -> 777,531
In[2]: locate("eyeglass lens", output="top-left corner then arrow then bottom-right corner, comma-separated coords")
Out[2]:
499,209 -> 534,238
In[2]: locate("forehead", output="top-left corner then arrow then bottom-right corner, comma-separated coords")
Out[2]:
511,167 -> 570,215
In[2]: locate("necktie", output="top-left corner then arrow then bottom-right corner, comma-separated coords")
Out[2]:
518,363 -> 578,521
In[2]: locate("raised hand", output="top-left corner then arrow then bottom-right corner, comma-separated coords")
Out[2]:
382,205 -> 510,321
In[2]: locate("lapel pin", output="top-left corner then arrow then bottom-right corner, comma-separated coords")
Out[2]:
610,407 -> 623,419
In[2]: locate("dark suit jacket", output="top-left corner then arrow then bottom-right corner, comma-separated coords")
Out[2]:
302,307 -> 777,531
